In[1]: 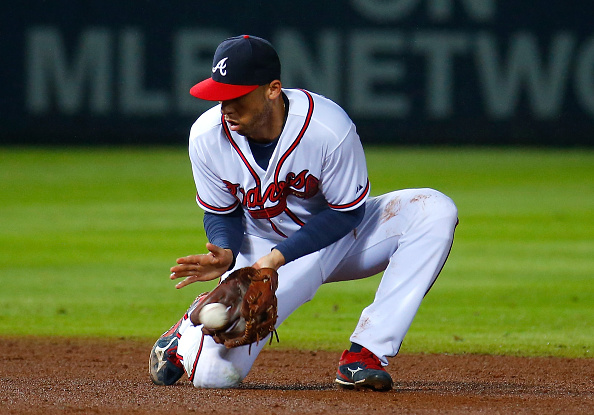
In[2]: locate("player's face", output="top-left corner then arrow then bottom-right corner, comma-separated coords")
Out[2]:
220,84 -> 277,142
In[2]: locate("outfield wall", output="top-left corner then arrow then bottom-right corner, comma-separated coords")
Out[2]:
2,1 -> 593,146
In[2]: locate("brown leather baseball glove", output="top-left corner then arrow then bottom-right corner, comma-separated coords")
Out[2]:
190,267 -> 279,350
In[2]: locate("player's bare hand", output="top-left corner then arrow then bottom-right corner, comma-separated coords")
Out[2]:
170,243 -> 234,289
252,248 -> 285,271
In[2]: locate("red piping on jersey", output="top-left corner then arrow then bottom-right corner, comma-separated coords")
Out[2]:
187,332 -> 206,383
221,115 -> 261,186
268,219 -> 288,238
265,88 -> 314,235
196,191 -> 239,213
328,179 -> 370,210
284,208 -> 305,227
274,89 -> 314,186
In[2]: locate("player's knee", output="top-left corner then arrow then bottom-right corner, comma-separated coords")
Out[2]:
434,191 -> 458,224
415,188 -> 458,227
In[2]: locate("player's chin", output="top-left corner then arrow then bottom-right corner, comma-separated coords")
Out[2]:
231,127 -> 249,137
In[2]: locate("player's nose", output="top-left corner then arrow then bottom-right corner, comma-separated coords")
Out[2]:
220,101 -> 233,115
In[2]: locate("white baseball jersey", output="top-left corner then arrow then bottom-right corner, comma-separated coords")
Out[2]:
188,88 -> 370,241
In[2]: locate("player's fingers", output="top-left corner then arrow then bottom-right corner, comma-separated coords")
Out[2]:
176,253 -> 219,266
170,266 -> 207,281
170,261 -> 218,277
205,242 -> 222,254
169,270 -> 186,280
176,254 -> 203,264
172,269 -> 220,287
170,263 -> 200,274
175,276 -> 198,289
206,244 -> 234,267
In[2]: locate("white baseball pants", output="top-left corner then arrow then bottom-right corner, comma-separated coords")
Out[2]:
176,188 -> 458,388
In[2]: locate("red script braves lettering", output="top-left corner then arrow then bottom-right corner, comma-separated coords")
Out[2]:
223,170 -> 319,220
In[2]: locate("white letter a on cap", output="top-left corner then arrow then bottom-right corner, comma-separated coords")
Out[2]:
212,57 -> 228,76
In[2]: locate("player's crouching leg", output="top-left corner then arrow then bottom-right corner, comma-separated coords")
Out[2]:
176,324 -> 247,388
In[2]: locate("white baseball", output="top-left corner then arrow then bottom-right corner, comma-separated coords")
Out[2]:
198,303 -> 229,330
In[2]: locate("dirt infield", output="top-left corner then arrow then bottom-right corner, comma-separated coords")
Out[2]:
0,337 -> 592,414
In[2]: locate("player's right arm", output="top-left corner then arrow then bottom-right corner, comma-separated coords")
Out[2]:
170,205 -> 244,289
171,111 -> 245,288
170,243 -> 234,288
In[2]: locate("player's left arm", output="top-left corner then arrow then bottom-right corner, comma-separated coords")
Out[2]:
262,204 -> 365,268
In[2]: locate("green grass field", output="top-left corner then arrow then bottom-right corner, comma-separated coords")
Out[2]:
0,147 -> 592,358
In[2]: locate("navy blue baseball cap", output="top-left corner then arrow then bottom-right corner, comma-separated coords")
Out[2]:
190,35 -> 281,101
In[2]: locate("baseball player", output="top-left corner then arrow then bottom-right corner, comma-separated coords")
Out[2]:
149,35 -> 458,391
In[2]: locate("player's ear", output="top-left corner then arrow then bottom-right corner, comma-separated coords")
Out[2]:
266,80 -> 282,100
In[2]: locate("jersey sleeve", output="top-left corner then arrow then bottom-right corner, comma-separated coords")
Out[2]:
189,137 -> 240,214
320,124 -> 370,211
